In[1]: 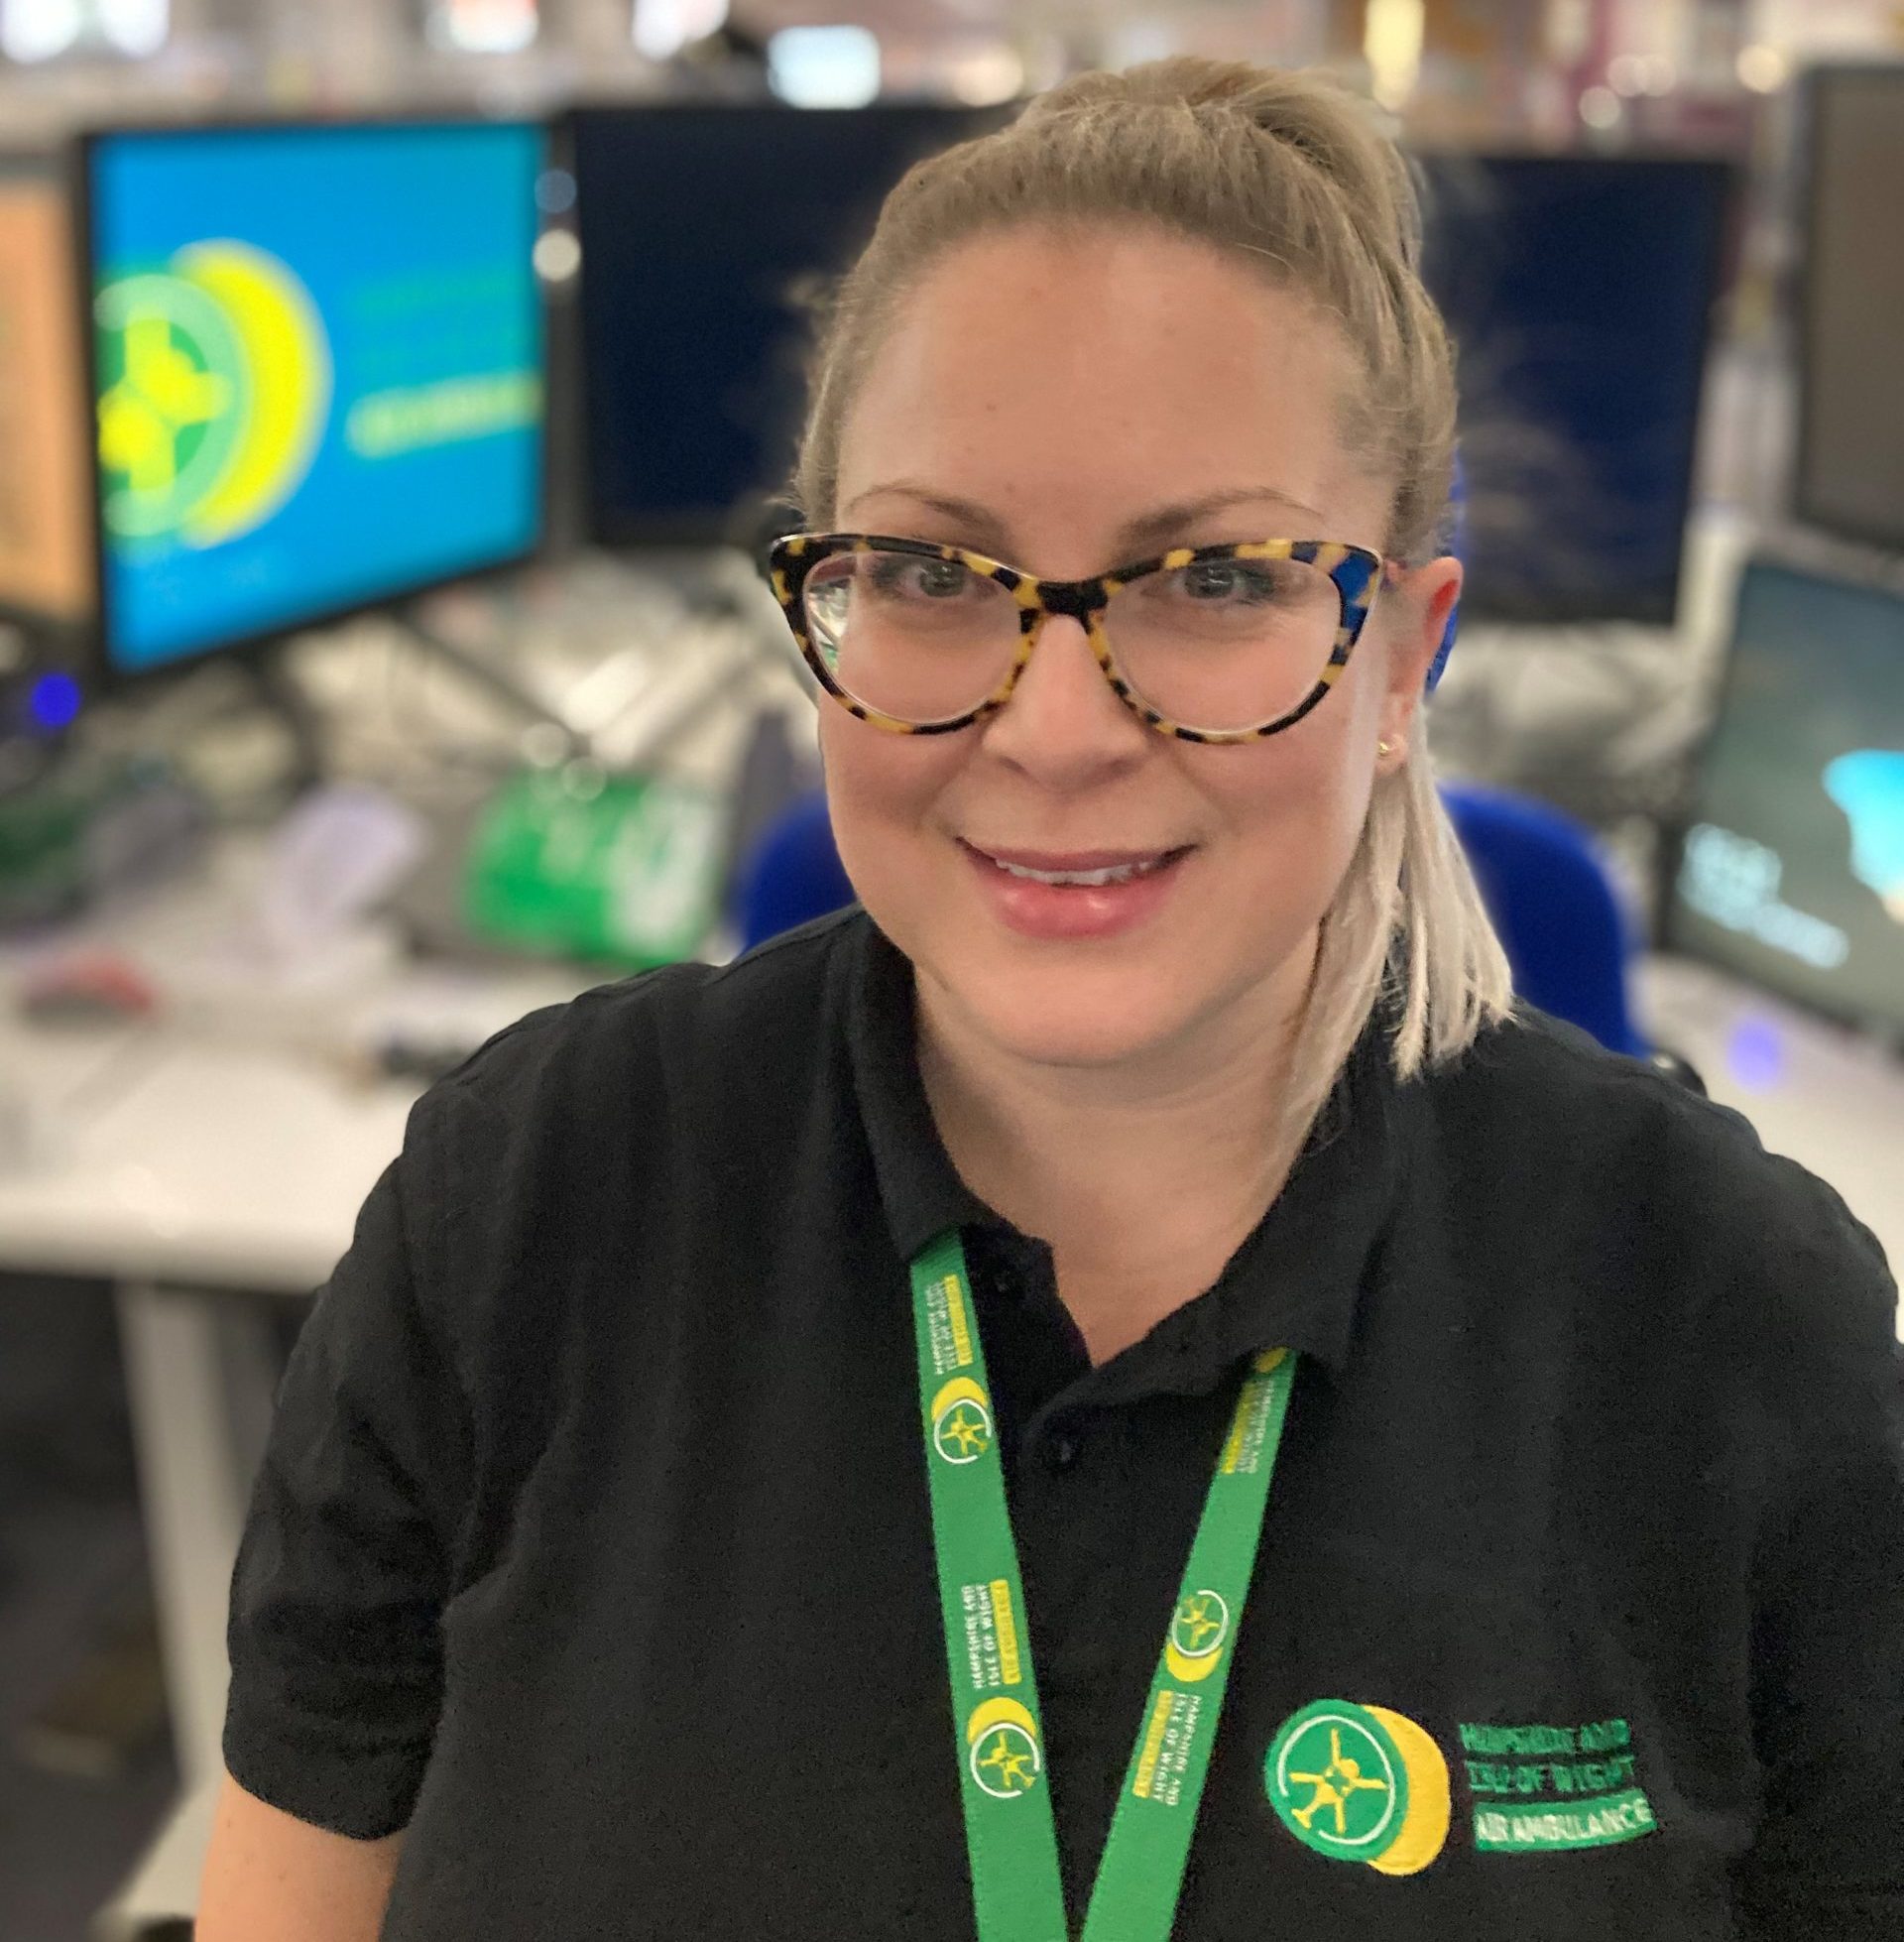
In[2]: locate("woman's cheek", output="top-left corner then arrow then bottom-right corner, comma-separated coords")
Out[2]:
818,713 -> 954,912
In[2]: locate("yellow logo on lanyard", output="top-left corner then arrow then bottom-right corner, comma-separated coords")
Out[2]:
930,1377 -> 995,1464
1163,1590 -> 1231,1683
967,1697 -> 1043,1800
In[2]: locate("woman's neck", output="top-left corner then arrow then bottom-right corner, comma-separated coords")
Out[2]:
914,948 -> 1314,1366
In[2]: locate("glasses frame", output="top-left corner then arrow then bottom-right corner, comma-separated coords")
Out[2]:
767,531 -> 1403,743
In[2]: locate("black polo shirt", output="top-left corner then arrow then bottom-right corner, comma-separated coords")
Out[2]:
225,909 -> 1904,1941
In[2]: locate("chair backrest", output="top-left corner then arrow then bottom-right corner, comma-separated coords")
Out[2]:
1439,781 -> 1646,1055
734,788 -> 856,953
736,781 -> 1648,1058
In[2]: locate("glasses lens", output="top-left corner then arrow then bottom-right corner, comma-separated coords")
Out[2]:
1103,552 -> 1343,732
802,547 -> 1021,725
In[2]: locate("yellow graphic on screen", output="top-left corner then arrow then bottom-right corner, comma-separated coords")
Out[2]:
95,241 -> 330,547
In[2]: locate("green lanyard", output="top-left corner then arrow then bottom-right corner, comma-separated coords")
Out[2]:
909,1229 -> 1297,1942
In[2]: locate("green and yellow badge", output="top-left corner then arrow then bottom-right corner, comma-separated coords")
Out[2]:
1162,1590 -> 1231,1683
1265,1699 -> 1452,1877
930,1378 -> 995,1465
966,1697 -> 1043,1800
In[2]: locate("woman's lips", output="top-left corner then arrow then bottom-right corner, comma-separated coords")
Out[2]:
958,839 -> 1194,939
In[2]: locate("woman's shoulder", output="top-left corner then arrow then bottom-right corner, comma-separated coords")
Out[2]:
1423,1006 -> 1895,1347
406,908 -> 870,1175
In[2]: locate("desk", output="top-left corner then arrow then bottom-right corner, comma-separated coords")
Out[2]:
1634,954 -> 1904,1280
0,943 -> 584,1803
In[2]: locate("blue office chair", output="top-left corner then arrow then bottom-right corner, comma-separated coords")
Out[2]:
1438,781 -> 1646,1056
737,781 -> 1649,1059
734,788 -> 856,953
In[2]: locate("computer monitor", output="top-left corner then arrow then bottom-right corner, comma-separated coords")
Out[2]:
1795,64 -> 1904,553
1664,556 -> 1904,1038
1416,152 -> 1735,626
79,118 -> 549,680
569,102 -> 1003,548
0,152 -> 92,625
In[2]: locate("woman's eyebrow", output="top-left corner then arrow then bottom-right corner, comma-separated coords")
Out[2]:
838,483 -> 1328,563
1113,489 -> 1327,553
839,485 -> 1012,553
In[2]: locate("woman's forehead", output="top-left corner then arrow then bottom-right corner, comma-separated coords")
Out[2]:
836,227 -> 1382,551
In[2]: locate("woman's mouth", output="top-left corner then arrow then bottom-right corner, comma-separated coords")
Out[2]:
957,840 -> 1195,938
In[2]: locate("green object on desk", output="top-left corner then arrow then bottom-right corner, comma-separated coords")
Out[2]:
462,768 -> 726,968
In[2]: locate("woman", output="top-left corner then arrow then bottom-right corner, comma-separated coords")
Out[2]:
199,60 -> 1902,1942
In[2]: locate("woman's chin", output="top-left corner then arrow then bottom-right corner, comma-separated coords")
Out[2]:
924,960 -> 1202,1073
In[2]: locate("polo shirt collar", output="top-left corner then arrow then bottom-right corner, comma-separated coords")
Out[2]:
845,917 -> 1406,1389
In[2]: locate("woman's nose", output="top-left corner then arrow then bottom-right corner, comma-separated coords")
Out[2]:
977,612 -> 1152,781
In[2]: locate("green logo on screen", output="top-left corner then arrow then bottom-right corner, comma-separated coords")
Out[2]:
94,241 -> 330,548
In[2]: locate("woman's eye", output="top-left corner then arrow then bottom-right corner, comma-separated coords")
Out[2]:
871,557 -> 974,599
1180,560 -> 1280,603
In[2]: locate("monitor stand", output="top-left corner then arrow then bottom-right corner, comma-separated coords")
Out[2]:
393,604 -> 594,764
241,649 -> 328,798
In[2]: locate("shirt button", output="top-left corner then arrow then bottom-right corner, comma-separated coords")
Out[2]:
1046,1432 -> 1081,1474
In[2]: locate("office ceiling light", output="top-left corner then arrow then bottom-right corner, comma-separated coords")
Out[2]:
769,25 -> 881,108
534,228 -> 581,283
944,41 -> 1022,106
1735,43 -> 1790,93
1364,0 -> 1425,112
429,0 -> 537,54
633,0 -> 727,62
1579,83 -> 1623,128
97,0 -> 166,56
1,0 -> 82,61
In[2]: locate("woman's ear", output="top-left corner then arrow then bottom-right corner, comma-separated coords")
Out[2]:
1376,555 -> 1462,767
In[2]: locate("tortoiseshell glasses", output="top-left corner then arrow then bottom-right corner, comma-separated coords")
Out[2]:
767,533 -> 1402,744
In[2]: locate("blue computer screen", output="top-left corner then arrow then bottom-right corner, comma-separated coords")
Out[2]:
87,121 -> 546,673
1667,559 -> 1904,1035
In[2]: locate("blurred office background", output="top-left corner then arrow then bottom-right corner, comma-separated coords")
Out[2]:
1,1 -> 1902,1934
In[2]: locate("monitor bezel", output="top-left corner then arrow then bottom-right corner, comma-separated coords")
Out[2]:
1656,549 -> 1904,1043
1410,144 -> 1740,628
563,97 -> 1012,555
1791,61 -> 1904,556
72,108 -> 556,693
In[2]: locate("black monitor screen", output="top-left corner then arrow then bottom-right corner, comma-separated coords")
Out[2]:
1417,153 -> 1735,626
571,103 -> 1002,547
1796,65 -> 1904,551
1665,557 -> 1904,1034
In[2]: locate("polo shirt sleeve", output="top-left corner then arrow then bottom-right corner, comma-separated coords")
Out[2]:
1733,1176 -> 1904,1938
222,1086 -> 474,1841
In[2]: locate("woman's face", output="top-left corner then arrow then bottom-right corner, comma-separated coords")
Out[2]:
821,223 -> 1455,1075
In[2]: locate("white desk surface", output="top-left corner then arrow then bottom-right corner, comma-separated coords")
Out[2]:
0,843 -> 588,1290
0,1021 -> 416,1291
1633,955 -> 1902,1291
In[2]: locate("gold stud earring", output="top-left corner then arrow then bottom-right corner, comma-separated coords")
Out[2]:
1378,739 -> 1395,758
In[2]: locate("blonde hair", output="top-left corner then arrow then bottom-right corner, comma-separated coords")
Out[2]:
793,58 -> 1513,1140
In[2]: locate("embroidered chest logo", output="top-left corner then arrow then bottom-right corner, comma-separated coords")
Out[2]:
1265,1700 -> 1452,1877
1460,1719 -> 1658,1854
